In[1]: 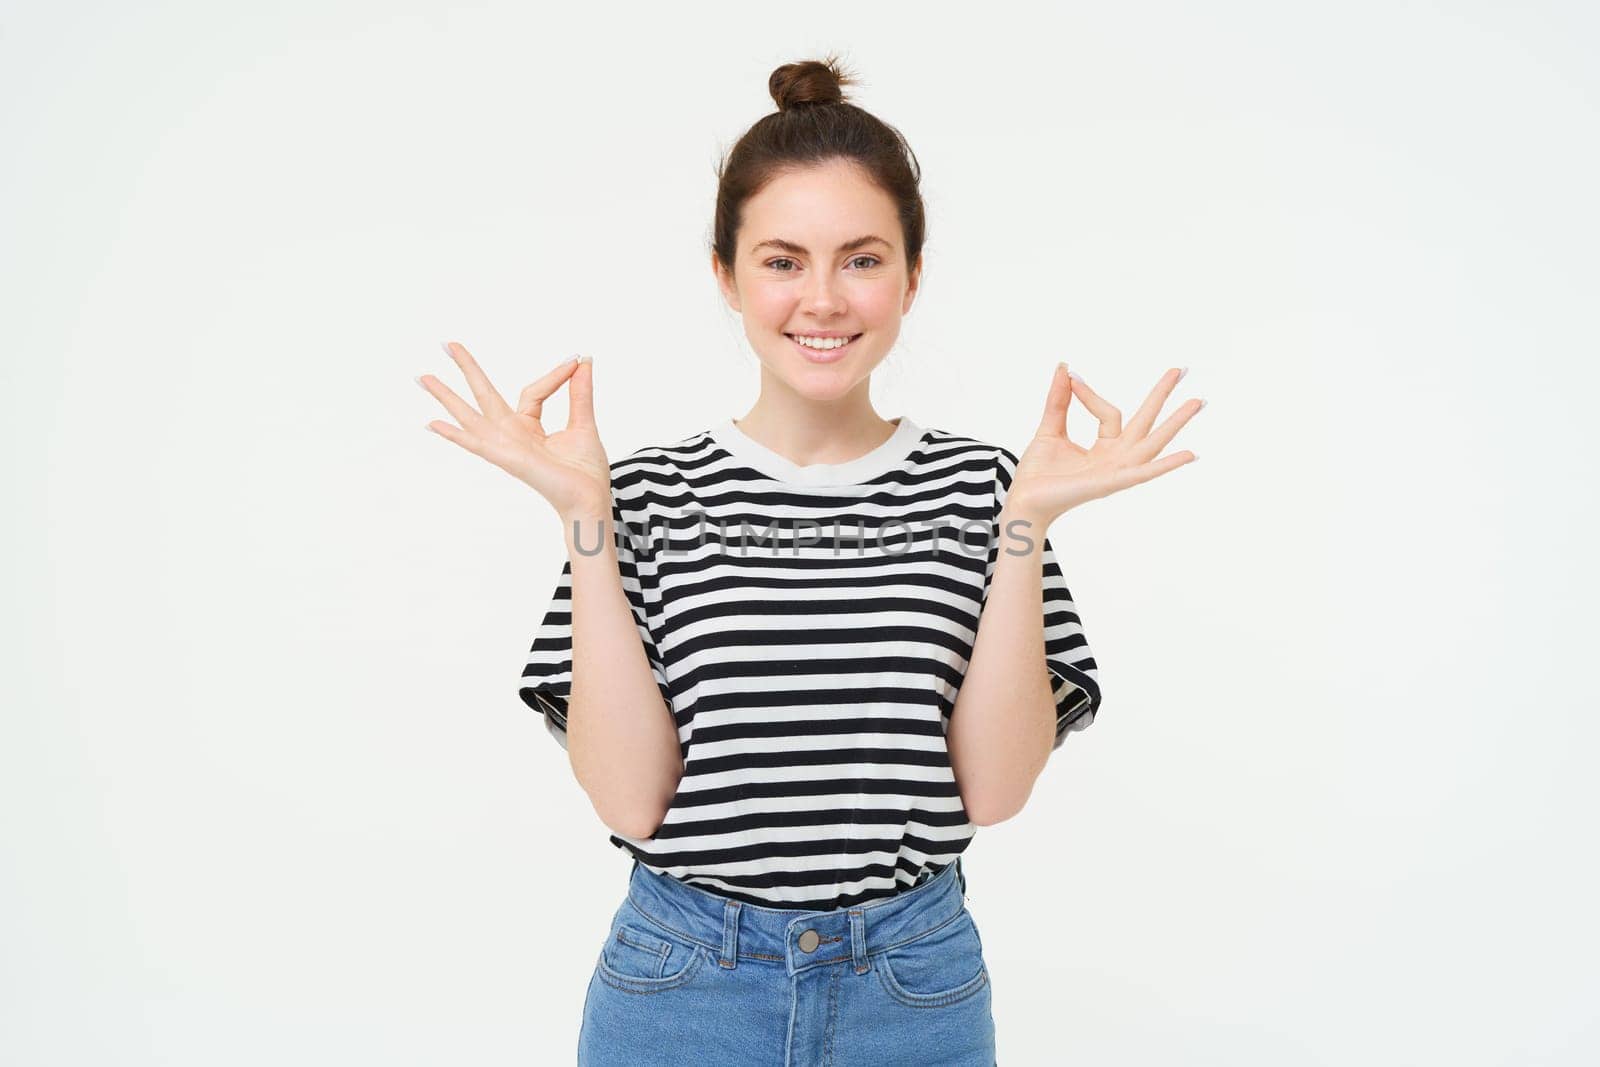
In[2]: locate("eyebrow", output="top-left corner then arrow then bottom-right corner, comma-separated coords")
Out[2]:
749,235 -> 894,256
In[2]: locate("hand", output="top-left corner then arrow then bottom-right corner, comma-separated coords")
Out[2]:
419,342 -> 612,518
1008,364 -> 1203,521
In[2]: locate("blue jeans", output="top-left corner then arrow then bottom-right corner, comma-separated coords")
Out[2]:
576,858 -> 996,1065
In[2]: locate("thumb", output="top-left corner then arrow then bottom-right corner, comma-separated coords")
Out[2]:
566,356 -> 596,430
1034,362 -> 1072,439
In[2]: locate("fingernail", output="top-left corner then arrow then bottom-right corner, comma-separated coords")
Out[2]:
415,375 -> 424,387
1068,371 -> 1082,382
577,355 -> 592,364
441,341 -> 454,358
1198,398 -> 1207,410
1177,366 -> 1189,382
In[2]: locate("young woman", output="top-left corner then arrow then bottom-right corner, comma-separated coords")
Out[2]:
420,56 -> 1200,1067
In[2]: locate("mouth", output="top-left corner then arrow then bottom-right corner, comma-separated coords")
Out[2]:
784,332 -> 863,364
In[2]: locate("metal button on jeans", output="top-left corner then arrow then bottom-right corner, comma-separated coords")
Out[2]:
797,929 -> 820,953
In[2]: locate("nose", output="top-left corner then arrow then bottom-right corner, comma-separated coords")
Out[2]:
801,269 -> 844,317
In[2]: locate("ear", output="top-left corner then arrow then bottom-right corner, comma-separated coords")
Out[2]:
711,251 -> 741,313
902,252 -> 923,314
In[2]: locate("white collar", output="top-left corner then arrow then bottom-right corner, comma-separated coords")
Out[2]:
708,415 -> 924,487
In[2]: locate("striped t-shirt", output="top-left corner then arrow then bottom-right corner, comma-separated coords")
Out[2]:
517,414 -> 1102,910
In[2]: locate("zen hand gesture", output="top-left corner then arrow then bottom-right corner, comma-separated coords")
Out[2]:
418,343 -> 612,519
1008,364 -> 1204,522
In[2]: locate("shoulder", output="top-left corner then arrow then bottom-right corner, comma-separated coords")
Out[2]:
604,428 -> 719,515
913,425 -> 1019,478
607,428 -> 715,478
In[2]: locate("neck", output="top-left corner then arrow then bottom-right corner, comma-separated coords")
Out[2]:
733,377 -> 897,468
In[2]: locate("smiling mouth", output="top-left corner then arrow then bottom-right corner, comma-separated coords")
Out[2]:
785,332 -> 863,360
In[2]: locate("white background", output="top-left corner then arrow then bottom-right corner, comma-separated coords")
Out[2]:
5,2 -> 1597,1064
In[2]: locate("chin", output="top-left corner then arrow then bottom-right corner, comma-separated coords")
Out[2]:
779,371 -> 855,396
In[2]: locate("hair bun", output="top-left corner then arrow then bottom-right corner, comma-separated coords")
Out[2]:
768,56 -> 854,111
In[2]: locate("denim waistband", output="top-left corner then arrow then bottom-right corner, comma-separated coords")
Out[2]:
623,859 -> 968,978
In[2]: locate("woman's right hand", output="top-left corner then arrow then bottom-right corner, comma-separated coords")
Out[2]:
419,342 -> 612,519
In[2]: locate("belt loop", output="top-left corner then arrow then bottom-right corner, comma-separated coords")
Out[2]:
848,909 -> 868,975
719,900 -> 741,970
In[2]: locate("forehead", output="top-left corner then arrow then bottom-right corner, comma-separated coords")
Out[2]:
742,161 -> 900,248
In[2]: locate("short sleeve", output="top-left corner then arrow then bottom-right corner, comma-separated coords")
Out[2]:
988,448 -> 1103,750
516,507 -> 675,751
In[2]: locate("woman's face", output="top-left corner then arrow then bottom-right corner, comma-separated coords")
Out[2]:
714,158 -> 920,402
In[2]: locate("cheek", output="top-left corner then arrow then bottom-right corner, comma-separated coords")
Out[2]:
741,282 -> 793,324
853,278 -> 907,320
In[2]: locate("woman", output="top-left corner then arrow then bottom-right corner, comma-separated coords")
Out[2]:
419,56 -> 1201,1066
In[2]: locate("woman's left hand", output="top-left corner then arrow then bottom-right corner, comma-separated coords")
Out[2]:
1007,364 -> 1204,523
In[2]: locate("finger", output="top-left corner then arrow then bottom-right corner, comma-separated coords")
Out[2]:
1124,367 -> 1186,440
1132,397 -> 1205,465
565,357 -> 596,431
442,342 -> 514,418
1069,373 -> 1122,439
417,371 -> 485,430
1109,449 -> 1197,493
517,357 -> 582,420
424,416 -> 487,458
1033,363 -> 1073,439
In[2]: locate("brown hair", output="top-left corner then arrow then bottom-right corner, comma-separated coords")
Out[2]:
711,55 -> 926,279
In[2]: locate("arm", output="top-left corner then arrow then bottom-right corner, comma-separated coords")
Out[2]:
560,509 -> 683,840
415,343 -> 683,840
946,501 -> 1058,826
947,361 -> 1203,825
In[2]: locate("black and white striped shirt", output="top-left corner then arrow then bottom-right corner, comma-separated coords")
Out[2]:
518,414 -> 1101,910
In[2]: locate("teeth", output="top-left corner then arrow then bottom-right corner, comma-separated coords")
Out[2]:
790,334 -> 856,350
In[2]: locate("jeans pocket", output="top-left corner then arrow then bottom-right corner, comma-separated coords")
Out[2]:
875,908 -> 990,1008
594,903 -> 705,993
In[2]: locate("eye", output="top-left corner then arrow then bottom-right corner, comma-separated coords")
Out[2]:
767,257 -> 798,272
849,255 -> 882,269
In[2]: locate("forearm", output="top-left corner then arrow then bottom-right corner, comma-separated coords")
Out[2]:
947,504 -> 1059,825
561,512 -> 683,839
